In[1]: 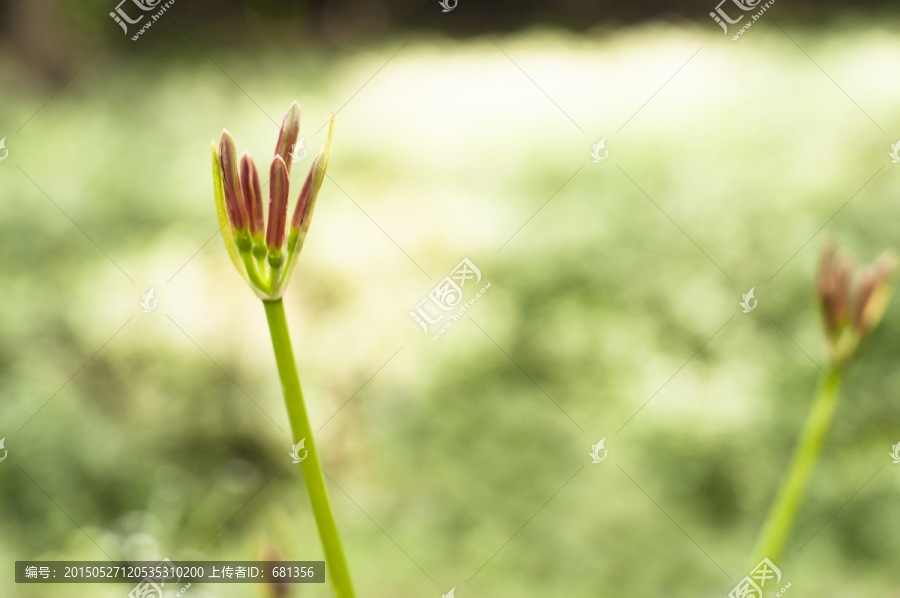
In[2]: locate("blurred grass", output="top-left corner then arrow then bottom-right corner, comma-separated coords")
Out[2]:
2,20 -> 900,598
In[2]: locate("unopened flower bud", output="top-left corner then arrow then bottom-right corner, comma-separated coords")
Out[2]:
267,156 -> 289,253
218,130 -> 248,233
290,113 -> 334,235
211,102 -> 334,300
274,101 -> 300,175
852,252 -> 897,335
815,240 -> 896,366
291,156 -> 318,231
240,151 -> 264,238
816,240 -> 852,341
263,548 -> 290,598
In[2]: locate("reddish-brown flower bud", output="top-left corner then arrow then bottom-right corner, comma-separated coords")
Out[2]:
851,252 -> 897,335
263,548 -> 290,598
240,151 -> 264,237
211,102 -> 334,300
816,240 -> 852,340
289,114 -> 333,236
266,156 -> 289,250
816,240 -> 896,366
218,129 -> 248,231
291,155 -> 318,231
274,101 -> 300,176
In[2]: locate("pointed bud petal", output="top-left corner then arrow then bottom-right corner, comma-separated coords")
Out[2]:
218,130 -> 248,231
211,140 -> 253,287
816,240 -> 852,340
291,156 -> 318,231
274,101 -> 301,176
266,156 -> 290,250
852,252 -> 897,335
290,113 -> 334,234
240,151 -> 264,237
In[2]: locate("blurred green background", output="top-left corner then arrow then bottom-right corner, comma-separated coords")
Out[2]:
2,1 -> 900,597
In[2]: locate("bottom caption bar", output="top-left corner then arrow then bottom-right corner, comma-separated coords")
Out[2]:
15,560 -> 325,583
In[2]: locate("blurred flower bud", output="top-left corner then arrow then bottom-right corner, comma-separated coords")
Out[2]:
816,240 -> 896,366
851,252 -> 897,335
264,548 -> 290,598
816,240 -> 852,340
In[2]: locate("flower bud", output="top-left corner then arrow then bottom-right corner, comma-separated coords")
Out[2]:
263,548 -> 290,598
852,252 -> 897,335
218,130 -> 247,231
212,102 -> 333,300
816,240 -> 896,366
274,101 -> 300,176
240,151 -> 264,238
266,156 -> 289,252
290,113 -> 334,235
816,241 -> 853,340
291,156 -> 318,231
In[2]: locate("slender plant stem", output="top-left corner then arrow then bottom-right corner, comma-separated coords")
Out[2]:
241,251 -> 268,293
750,367 -> 843,565
263,298 -> 355,598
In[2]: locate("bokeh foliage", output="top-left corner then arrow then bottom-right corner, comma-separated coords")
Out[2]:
2,16 -> 900,598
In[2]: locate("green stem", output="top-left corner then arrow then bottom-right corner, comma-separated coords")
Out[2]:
241,251 -> 269,294
750,367 -> 843,565
263,298 -> 355,598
